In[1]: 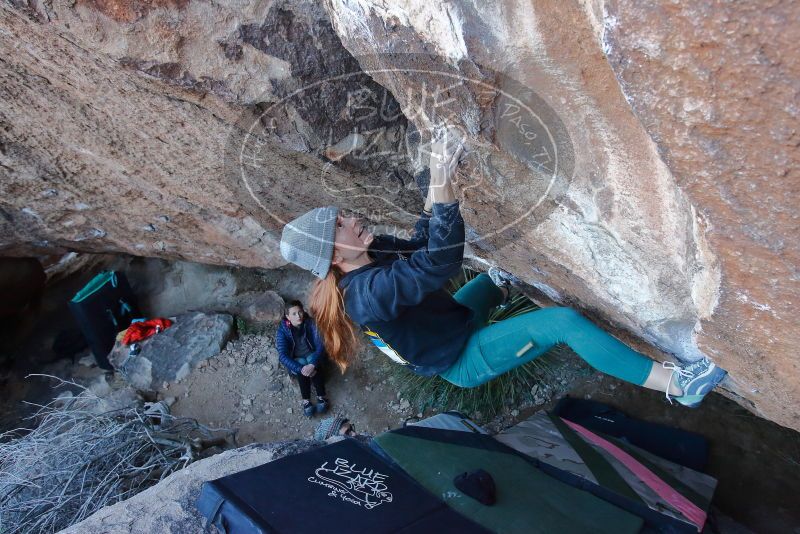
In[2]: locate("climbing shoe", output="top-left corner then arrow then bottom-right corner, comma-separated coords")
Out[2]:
315,397 -> 330,415
302,400 -> 315,418
664,357 -> 728,408
487,266 -> 516,308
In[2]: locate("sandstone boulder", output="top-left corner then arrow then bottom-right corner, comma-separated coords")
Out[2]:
0,1 -> 419,267
59,441 -> 320,534
602,0 -> 800,428
1,0 -> 798,430
114,256 -> 286,323
322,0 -> 800,429
219,291 -> 285,324
109,312 -> 234,392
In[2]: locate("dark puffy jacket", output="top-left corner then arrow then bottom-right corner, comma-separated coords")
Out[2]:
339,202 -> 472,376
275,317 -> 325,375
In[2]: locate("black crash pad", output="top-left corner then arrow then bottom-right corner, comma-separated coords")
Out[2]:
196,438 -> 489,534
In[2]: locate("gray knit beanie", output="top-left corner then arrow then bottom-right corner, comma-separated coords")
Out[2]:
314,416 -> 349,441
280,206 -> 339,279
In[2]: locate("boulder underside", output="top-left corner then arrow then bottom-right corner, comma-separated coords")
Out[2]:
1,0 -> 797,430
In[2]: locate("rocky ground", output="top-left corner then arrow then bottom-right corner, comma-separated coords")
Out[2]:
59,441 -> 324,534
2,258 -> 799,534
4,326 -> 800,533
1,320 -> 589,445
167,332 -> 401,443
164,330 -> 590,443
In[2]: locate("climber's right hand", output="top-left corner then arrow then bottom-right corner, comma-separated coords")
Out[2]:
428,127 -> 464,205
430,128 -> 464,182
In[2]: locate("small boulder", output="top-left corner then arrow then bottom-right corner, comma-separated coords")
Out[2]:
219,291 -> 284,324
59,442 -> 321,534
109,312 -> 233,392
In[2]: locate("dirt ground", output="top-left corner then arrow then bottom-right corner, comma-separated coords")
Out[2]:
166,329 -> 593,444
167,332 -> 409,443
6,327 -> 799,533
0,331 -> 423,445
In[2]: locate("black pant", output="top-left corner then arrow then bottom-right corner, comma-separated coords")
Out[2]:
297,370 -> 326,400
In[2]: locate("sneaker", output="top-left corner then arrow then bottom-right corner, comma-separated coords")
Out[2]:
302,401 -> 315,418
315,397 -> 329,415
664,358 -> 727,408
487,266 -> 516,308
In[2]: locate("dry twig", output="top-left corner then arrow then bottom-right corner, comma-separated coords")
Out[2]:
0,375 -> 233,534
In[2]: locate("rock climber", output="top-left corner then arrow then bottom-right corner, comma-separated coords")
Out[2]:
275,299 -> 330,417
279,129 -> 727,408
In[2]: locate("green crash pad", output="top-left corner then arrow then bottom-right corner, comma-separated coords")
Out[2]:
374,428 -> 643,534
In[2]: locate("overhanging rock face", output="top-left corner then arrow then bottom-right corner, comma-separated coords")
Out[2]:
321,0 -> 799,429
0,0 -> 419,267
601,0 -> 800,427
1,0 -> 797,430
324,1 -> 718,358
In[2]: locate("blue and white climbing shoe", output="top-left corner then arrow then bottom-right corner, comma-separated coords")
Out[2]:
487,266 -> 516,308
664,358 -> 727,408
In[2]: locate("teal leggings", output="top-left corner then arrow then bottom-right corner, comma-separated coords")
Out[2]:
439,274 -> 655,388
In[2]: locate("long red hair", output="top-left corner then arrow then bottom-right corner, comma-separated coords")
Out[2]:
309,268 -> 359,372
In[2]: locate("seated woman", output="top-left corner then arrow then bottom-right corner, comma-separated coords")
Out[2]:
279,132 -> 727,408
275,300 -> 329,417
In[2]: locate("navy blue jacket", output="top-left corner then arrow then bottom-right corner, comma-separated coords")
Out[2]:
339,202 -> 473,376
275,317 -> 325,375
